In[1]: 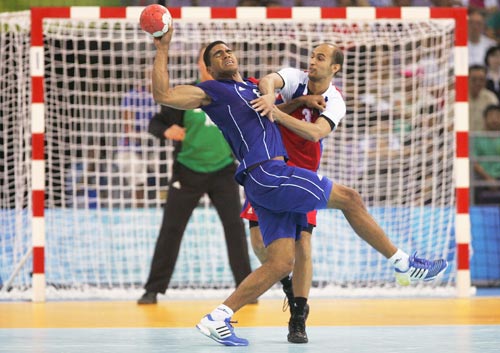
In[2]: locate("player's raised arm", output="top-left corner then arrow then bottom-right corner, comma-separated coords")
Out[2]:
272,106 -> 332,143
152,26 -> 210,110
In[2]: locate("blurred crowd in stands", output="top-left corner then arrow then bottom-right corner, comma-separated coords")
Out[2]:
466,6 -> 500,204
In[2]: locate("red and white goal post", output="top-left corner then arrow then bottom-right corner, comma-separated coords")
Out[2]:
0,6 -> 470,301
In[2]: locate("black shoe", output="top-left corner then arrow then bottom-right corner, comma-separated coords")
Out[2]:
303,303 -> 310,321
287,314 -> 308,343
137,291 -> 157,305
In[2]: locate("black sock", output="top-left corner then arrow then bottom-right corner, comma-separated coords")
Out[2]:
293,297 -> 308,316
280,275 -> 292,289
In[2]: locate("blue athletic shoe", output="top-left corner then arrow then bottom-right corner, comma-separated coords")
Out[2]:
196,314 -> 249,346
395,252 -> 448,286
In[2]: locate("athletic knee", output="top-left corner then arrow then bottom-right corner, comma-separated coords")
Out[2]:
266,254 -> 294,278
274,260 -> 294,278
335,185 -> 365,212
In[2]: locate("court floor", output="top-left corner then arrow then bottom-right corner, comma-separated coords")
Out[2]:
1,295 -> 500,353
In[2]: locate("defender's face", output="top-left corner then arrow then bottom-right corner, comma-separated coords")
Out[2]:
207,44 -> 238,78
308,44 -> 339,81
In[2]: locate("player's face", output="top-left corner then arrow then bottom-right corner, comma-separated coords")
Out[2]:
207,44 -> 239,79
308,44 -> 339,82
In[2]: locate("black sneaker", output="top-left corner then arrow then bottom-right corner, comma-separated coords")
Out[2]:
303,303 -> 310,321
137,291 -> 157,305
287,314 -> 308,343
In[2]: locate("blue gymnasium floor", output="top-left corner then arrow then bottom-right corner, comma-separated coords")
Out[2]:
1,291 -> 500,353
1,326 -> 500,353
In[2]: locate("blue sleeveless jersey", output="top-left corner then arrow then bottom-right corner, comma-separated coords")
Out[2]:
197,79 -> 288,184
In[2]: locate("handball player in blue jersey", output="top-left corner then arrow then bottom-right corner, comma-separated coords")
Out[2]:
151,25 -> 448,347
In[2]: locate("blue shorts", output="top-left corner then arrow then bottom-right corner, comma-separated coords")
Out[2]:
242,160 -> 333,246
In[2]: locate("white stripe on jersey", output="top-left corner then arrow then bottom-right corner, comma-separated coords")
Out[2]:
233,83 -> 272,160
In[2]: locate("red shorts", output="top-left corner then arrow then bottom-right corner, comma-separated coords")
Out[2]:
240,198 -> 317,226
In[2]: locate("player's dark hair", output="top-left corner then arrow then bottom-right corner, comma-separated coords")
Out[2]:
332,46 -> 344,70
203,40 -> 227,67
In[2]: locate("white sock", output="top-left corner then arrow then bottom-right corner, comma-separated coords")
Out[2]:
389,249 -> 410,272
210,304 -> 234,321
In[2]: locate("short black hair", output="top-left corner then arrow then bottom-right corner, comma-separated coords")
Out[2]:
332,46 -> 344,69
469,64 -> 487,74
483,104 -> 500,119
484,45 -> 500,67
203,40 -> 227,67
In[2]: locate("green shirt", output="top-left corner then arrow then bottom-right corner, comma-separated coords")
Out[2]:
473,135 -> 500,179
177,108 -> 234,173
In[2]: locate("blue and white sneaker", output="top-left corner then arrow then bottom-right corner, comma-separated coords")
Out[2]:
395,252 -> 448,286
196,314 -> 249,346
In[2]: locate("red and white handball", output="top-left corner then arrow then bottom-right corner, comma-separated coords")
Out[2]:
139,4 -> 172,38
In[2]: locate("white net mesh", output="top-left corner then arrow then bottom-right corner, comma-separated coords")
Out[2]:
0,11 -> 32,293
0,13 -> 457,299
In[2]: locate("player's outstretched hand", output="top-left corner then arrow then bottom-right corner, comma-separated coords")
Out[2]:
153,24 -> 174,50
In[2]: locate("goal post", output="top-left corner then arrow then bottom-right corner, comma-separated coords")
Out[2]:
0,6 -> 470,301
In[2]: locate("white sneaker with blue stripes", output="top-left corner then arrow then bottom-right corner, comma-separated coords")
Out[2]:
395,252 -> 448,286
196,314 -> 249,346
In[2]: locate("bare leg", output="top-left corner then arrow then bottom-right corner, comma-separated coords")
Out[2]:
250,226 -> 311,297
223,237 -> 295,312
327,183 -> 397,258
293,231 -> 312,298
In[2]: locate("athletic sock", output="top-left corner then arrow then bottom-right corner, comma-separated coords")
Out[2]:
280,275 -> 292,290
293,297 -> 308,317
210,304 -> 234,321
389,249 -> 410,272
280,276 -> 293,294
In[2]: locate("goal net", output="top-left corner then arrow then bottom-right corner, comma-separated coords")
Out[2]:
0,8 -> 463,299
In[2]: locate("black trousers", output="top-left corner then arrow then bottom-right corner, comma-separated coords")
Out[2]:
144,161 -> 252,293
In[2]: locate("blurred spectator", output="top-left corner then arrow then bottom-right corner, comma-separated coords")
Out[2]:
358,44 -> 398,116
467,0 -> 500,13
472,104 -> 500,204
238,0 -> 261,4
468,9 -> 497,67
65,146 -> 108,209
299,0 -> 338,5
392,0 -> 415,5
114,70 -> 159,207
336,0 -> 370,5
369,0 -> 392,5
353,115 -> 411,204
485,10 -> 500,40
237,0 -> 294,5
469,65 -> 499,131
429,0 -> 463,6
484,45 -> 500,101
431,0 -> 464,7
238,0 -> 260,6
199,0 -> 238,5
265,0 -> 293,5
